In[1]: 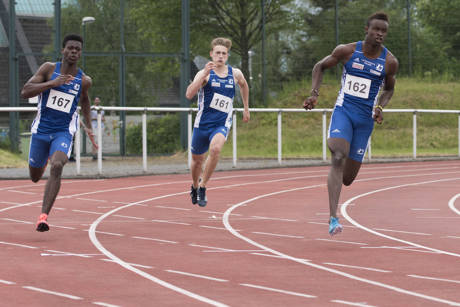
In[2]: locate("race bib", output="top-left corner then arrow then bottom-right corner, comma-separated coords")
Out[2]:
343,74 -> 371,99
210,93 -> 232,113
46,89 -> 74,113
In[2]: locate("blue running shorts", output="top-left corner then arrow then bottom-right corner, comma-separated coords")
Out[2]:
328,105 -> 374,162
191,125 -> 229,155
29,131 -> 73,168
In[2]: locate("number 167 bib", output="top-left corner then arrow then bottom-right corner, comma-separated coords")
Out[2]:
46,89 -> 75,113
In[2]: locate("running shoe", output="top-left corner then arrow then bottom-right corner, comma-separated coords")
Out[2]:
36,213 -> 49,232
328,217 -> 343,236
197,187 -> 207,207
190,185 -> 198,205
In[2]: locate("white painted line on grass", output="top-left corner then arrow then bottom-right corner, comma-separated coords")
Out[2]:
23,286 -> 83,300
165,270 -> 228,282
240,283 -> 316,298
408,274 -> 460,284
323,262 -> 391,273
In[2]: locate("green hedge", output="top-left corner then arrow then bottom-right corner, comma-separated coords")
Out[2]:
126,114 -> 181,155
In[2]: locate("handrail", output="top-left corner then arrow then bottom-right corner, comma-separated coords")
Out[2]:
2,106 -> 460,175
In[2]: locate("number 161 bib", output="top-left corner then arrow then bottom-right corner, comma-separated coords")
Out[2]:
210,93 -> 232,113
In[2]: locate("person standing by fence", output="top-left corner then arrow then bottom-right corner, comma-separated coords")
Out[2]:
20,34 -> 96,232
186,37 -> 250,207
303,12 -> 399,235
90,96 -> 105,160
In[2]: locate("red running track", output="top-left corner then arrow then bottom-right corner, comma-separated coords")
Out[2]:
0,160 -> 459,307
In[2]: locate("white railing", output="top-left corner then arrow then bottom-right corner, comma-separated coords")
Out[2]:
2,107 -> 460,175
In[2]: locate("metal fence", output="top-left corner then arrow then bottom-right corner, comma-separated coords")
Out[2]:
2,107 -> 460,176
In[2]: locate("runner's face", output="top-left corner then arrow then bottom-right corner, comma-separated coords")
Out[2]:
62,40 -> 82,64
366,19 -> 388,45
210,45 -> 229,67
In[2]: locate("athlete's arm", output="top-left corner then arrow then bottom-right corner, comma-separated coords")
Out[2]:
80,75 -> 97,149
304,43 -> 355,110
233,68 -> 250,123
20,62 -> 74,99
185,62 -> 215,100
373,53 -> 399,124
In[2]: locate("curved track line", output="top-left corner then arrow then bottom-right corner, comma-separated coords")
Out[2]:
222,187 -> 460,306
88,191 -> 228,307
341,177 -> 460,258
448,194 -> 460,216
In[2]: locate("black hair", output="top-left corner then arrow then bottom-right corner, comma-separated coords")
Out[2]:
62,34 -> 83,48
367,12 -> 389,27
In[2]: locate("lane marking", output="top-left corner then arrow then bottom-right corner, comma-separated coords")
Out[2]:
240,283 -> 316,298
73,209 -> 103,215
251,216 -> 297,222
408,274 -> 460,284
7,190 -> 36,195
23,286 -> 83,300
252,231 -> 304,239
1,218 -> 33,225
323,262 -> 391,273
0,279 -> 15,285
113,214 -> 145,220
411,208 -> 440,211
42,250 -> 99,258
341,176 -> 460,258
100,259 -> 153,269
315,238 -> 367,245
223,181 -> 460,306
331,300 -> 376,307
445,236 -> 460,239
152,219 -> 191,226
0,241 -> 37,249
448,193 -> 460,216
76,197 -> 107,202
373,228 -> 431,236
132,236 -> 178,244
155,205 -> 191,211
92,302 -> 121,307
251,252 -> 310,261
165,270 -> 228,282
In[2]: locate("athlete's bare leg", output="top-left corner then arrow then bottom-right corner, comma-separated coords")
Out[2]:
343,158 -> 362,186
41,151 -> 68,214
191,153 -> 205,188
200,133 -> 226,188
29,165 -> 47,183
327,138 -> 350,218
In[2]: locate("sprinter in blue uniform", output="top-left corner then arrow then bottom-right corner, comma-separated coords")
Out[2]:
303,12 -> 399,236
186,37 -> 250,207
21,34 -> 96,232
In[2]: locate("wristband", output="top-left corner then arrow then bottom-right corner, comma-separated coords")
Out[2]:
375,105 -> 383,111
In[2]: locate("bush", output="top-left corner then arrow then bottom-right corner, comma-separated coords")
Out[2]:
126,114 -> 181,155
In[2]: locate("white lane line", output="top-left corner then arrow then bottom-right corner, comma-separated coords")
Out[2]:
323,262 -> 391,273
23,286 -> 83,300
86,230 -> 124,237
76,197 -> 107,202
223,181 -> 460,307
331,299 -> 376,307
448,193 -> 460,216
360,245 -> 439,254
251,252 -> 311,262
0,201 -> 22,205
100,259 -> 153,269
445,236 -> 460,239
0,241 -> 37,249
165,270 -> 228,282
251,216 -> 297,222
373,228 -> 431,236
50,224 -> 76,230
42,250 -> 99,258
7,190 -> 36,195
200,225 -> 231,231
152,219 -> 191,226
1,218 -> 33,224
315,238 -> 367,246
132,236 -> 178,244
92,302 -> 121,307
113,214 -> 145,220
408,274 -> 460,284
200,210 -> 242,216
252,231 -> 304,239
0,279 -> 15,285
89,191 -> 229,307
155,205 -> 191,211
240,283 -> 316,298
189,243 -> 240,252
73,209 -> 103,215
341,176 -> 460,258
411,208 -> 440,211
